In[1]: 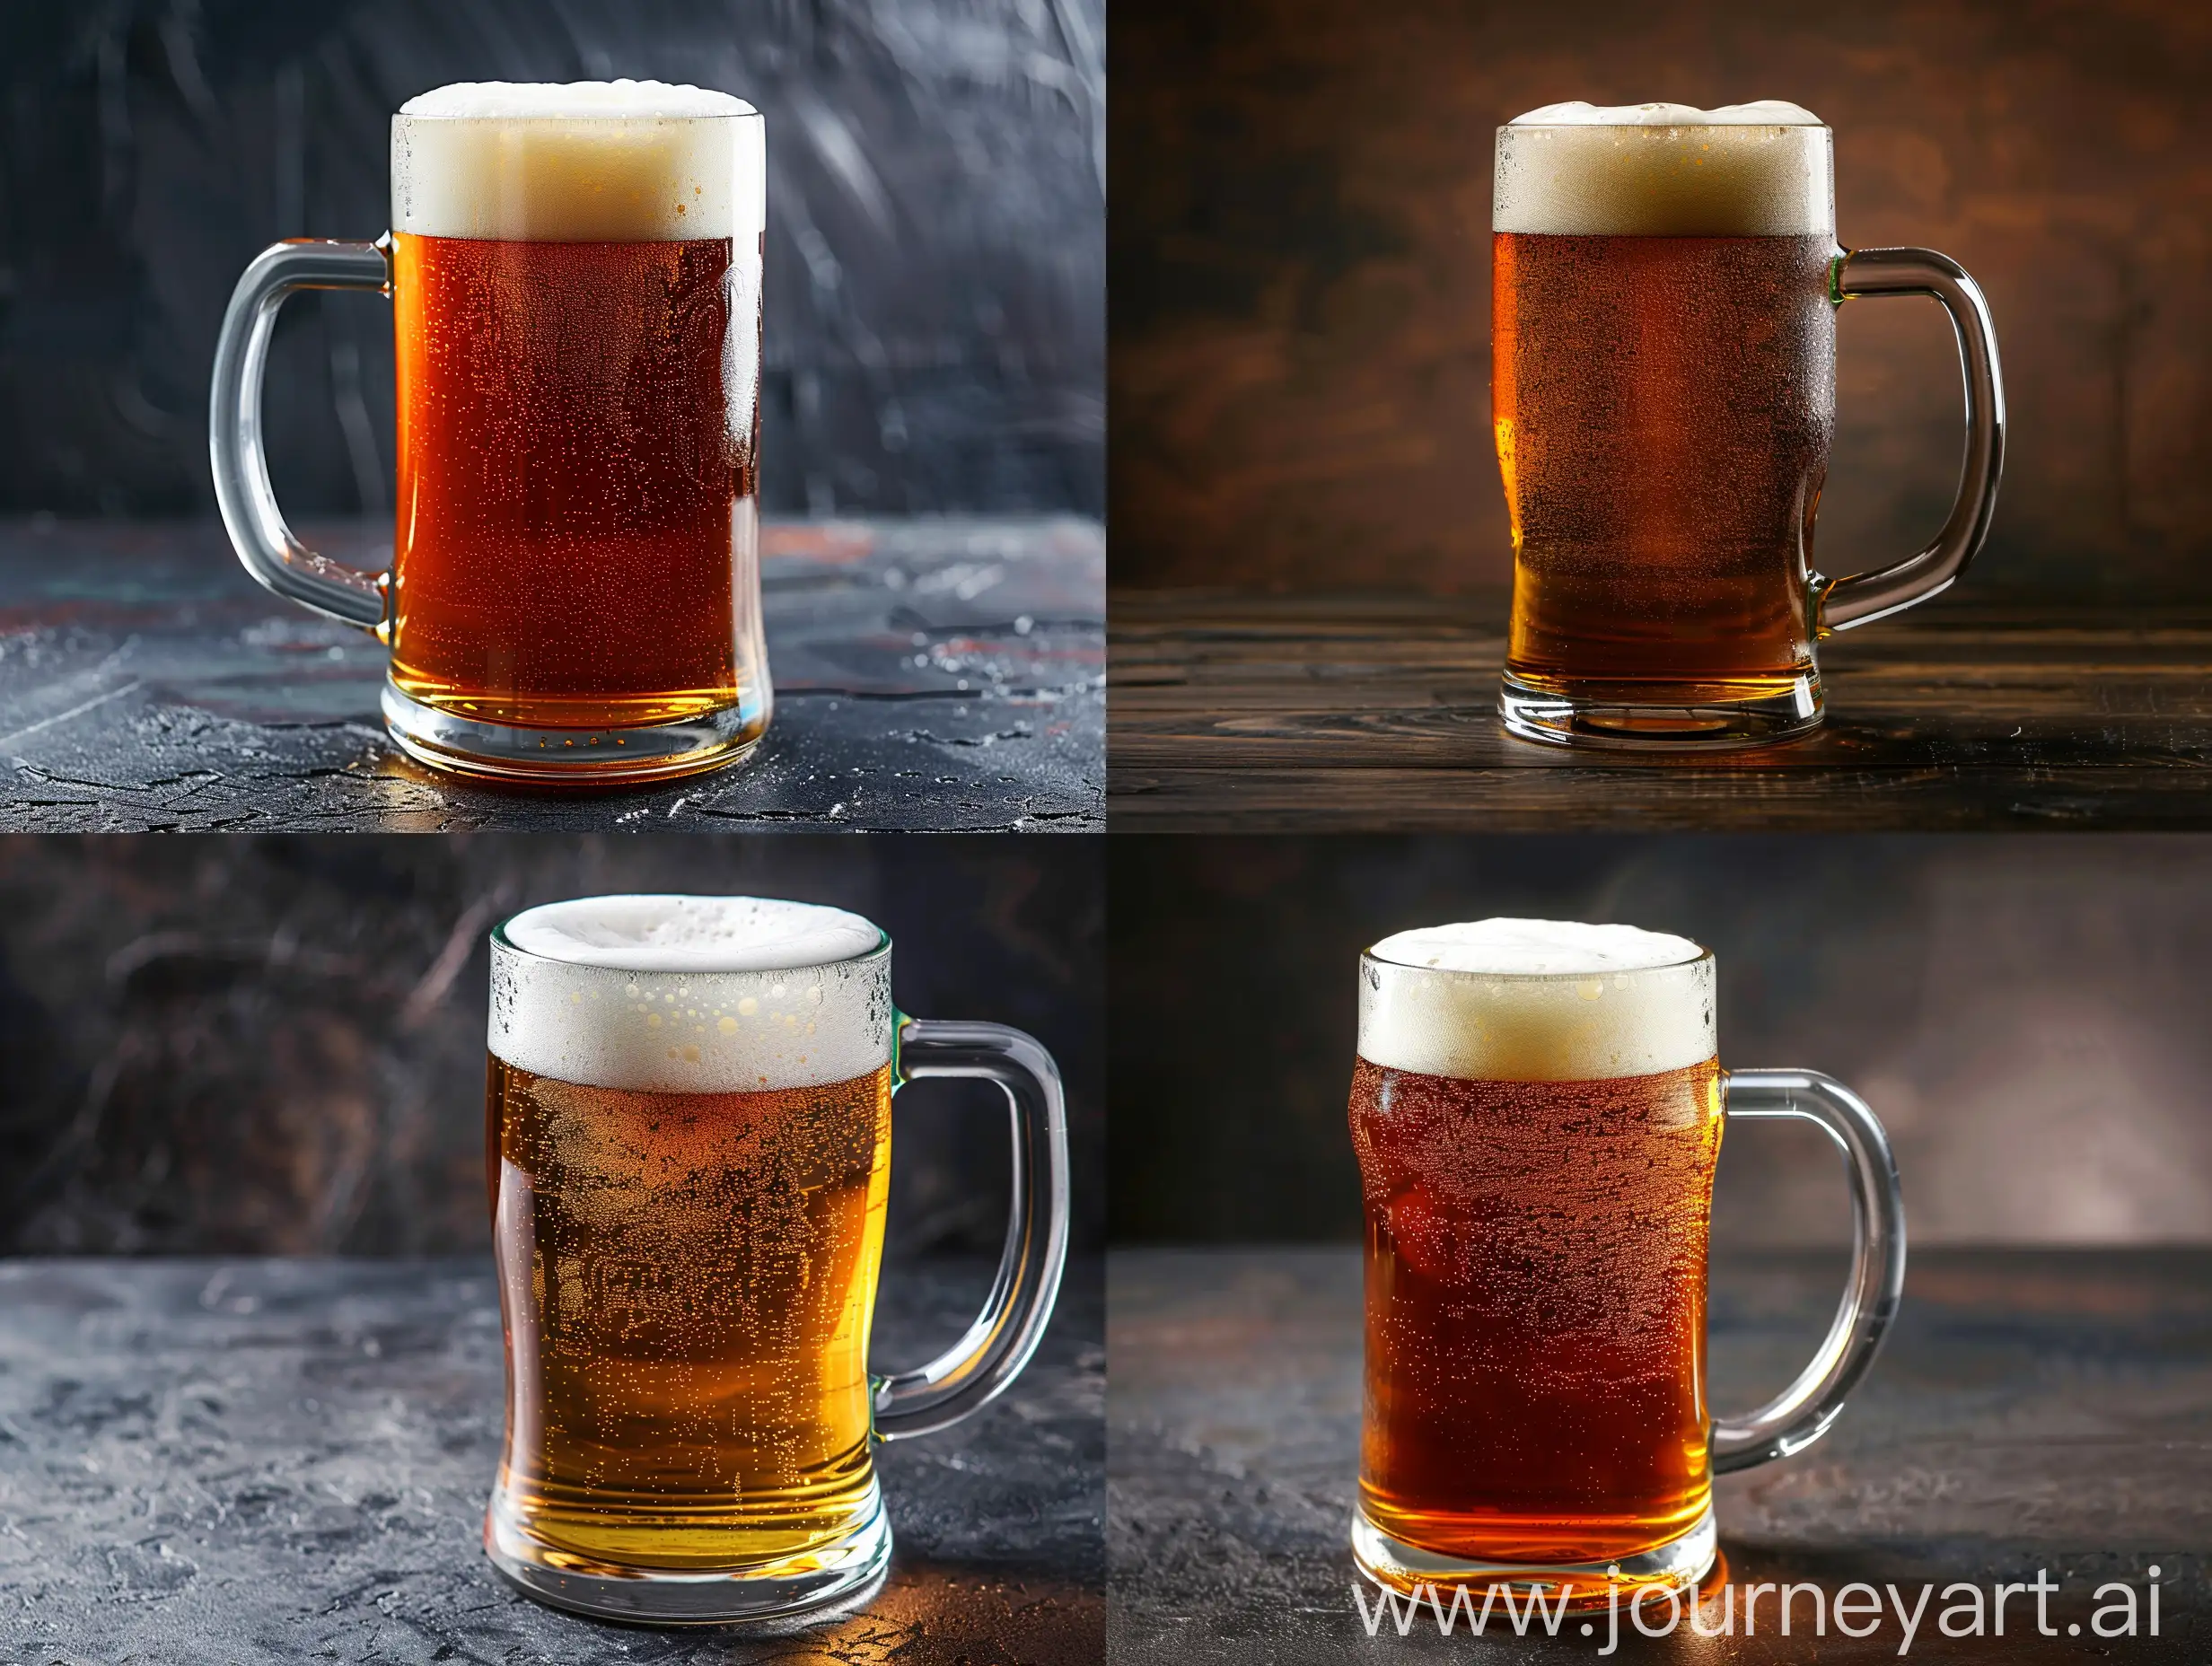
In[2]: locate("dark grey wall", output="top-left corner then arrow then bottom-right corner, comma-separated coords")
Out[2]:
1110,835 -> 2212,1249
0,834 -> 1104,1260
0,0 -> 1102,519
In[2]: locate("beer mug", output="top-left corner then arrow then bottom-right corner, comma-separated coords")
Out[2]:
210,82 -> 771,784
1493,102 -> 2004,748
484,895 -> 1071,1623
1347,919 -> 1905,1603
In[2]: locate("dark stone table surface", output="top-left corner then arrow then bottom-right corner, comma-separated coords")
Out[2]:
1111,590 -> 2212,830
1110,1248 -> 2210,1663
0,1255 -> 1103,1664
0,518 -> 1102,832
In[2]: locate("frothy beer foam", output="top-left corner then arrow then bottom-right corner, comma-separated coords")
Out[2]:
393,80 -> 763,242
1360,918 -> 1714,1082
490,895 -> 892,1094
1494,101 -> 1831,237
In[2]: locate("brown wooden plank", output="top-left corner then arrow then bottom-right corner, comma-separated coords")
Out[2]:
1108,590 -> 2212,829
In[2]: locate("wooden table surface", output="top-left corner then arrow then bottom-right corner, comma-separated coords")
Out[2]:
1110,1247 -> 2210,1663
0,517 -> 1103,832
0,1255 -> 1103,1664
1110,591 -> 2212,830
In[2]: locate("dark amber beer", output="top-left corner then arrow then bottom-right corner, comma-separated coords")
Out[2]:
1494,103 -> 1838,745
1348,919 -> 1724,1600
1350,1057 -> 1722,1565
381,85 -> 768,774
1490,101 -> 2006,747
210,82 -> 775,780
1495,230 -> 1834,703
1347,918 -> 1909,1609
392,232 -> 759,732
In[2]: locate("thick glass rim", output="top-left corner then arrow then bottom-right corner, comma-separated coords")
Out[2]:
489,906 -> 891,974
1360,942 -> 1713,980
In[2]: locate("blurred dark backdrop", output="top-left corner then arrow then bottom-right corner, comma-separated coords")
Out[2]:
1111,0 -> 2212,594
1110,835 -> 2212,1248
0,0 -> 1102,519
0,834 -> 1103,1259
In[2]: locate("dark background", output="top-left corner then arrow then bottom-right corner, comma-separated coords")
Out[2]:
1110,0 -> 2212,594
0,834 -> 1105,1259
0,0 -> 1102,520
1110,834 -> 2212,1248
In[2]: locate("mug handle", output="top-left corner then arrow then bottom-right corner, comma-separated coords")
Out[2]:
208,237 -> 393,633
1814,248 -> 2006,633
872,1017 -> 1072,1441
1710,1069 -> 1908,1473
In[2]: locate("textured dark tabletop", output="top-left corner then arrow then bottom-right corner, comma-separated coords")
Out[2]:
1110,1248 -> 2210,1663
1110,591 -> 2212,830
0,518 -> 1102,832
0,1255 -> 1103,1665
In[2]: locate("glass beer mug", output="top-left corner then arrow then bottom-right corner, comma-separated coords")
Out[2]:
1347,919 -> 1906,1603
484,895 -> 1071,1623
1492,102 -> 2005,747
210,82 -> 771,784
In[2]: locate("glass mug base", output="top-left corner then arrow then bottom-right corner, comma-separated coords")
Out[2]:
1351,1502 -> 1717,1613
1498,670 -> 1821,751
483,1484 -> 894,1627
380,680 -> 765,785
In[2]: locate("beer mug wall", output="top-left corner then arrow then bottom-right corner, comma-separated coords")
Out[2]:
211,82 -> 773,784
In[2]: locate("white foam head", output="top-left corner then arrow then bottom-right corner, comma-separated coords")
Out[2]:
490,895 -> 891,1093
1494,101 -> 1831,236
1359,918 -> 1714,1081
392,80 -> 763,242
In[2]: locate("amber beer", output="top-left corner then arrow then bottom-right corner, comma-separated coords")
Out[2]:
1494,103 -> 1839,743
1349,918 -> 1911,1606
1348,920 -> 1723,1592
1351,1057 -> 1721,1565
392,233 -> 758,731
385,83 -> 768,773
1496,232 -> 1833,697
208,83 -> 778,780
483,894 -> 896,1609
478,892 -> 1074,1626
487,1059 -> 890,1566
